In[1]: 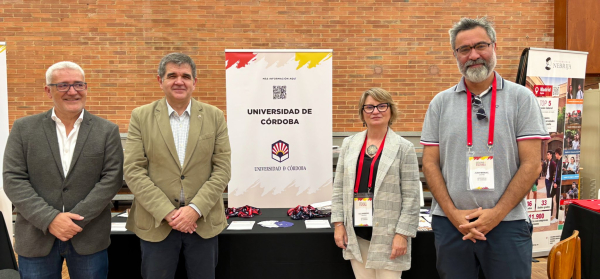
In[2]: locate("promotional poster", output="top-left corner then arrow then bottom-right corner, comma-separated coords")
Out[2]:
524,48 -> 588,255
225,49 -> 333,208
0,43 -> 11,238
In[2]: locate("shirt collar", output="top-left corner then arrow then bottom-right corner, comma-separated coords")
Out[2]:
166,100 -> 191,117
51,108 -> 85,124
454,71 -> 504,96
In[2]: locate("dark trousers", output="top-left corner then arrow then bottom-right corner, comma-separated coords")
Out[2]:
140,230 -> 218,279
18,239 -> 108,279
432,215 -> 532,279
545,179 -> 552,198
550,185 -> 560,219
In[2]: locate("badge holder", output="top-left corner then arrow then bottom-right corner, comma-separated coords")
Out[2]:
353,192 -> 374,227
466,146 -> 495,191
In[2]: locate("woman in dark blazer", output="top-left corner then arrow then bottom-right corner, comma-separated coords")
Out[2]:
331,88 -> 420,278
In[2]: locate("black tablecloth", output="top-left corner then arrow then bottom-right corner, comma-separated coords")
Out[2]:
561,203 -> 600,279
108,208 -> 438,279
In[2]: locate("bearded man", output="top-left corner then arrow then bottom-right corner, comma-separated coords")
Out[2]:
420,17 -> 549,279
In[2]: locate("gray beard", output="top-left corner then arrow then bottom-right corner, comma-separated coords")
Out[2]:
458,55 -> 496,83
464,65 -> 491,83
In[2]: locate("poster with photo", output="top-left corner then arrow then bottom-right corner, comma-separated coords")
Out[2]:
560,179 -> 579,201
525,48 -> 587,256
561,152 -> 580,178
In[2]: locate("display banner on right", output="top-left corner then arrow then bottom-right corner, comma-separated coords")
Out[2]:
524,47 -> 588,255
0,42 -> 12,240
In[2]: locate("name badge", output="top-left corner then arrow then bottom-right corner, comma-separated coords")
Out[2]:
467,154 -> 495,191
353,193 -> 373,227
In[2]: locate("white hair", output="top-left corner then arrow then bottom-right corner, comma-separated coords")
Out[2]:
45,61 -> 85,84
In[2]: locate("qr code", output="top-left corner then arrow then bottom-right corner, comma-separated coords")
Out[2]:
273,86 -> 286,99
553,86 -> 560,97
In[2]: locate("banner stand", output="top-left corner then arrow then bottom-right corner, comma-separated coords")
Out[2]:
225,49 -> 333,208
522,47 -> 588,257
0,42 -> 13,242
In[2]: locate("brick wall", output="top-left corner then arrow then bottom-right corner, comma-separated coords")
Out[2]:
1,0 -> 554,132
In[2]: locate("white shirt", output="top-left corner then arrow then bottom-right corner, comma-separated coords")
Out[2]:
51,108 -> 85,177
166,101 -> 191,167
576,90 -> 584,99
165,100 -> 201,217
546,160 -> 551,180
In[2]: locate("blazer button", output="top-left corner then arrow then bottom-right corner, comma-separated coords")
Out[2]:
174,198 -> 179,202
63,188 -> 68,193
181,175 -> 185,180
375,222 -> 379,226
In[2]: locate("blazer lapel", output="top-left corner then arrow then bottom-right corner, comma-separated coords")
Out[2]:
67,111 -> 93,178
345,130 -> 367,192
374,127 -> 400,196
182,99 -> 203,170
41,110 -> 65,179
155,99 -> 182,169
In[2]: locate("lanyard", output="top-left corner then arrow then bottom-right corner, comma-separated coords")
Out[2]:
466,75 -> 497,148
354,131 -> 387,194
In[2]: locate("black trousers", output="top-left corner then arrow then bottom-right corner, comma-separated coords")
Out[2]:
140,230 -> 218,279
550,185 -> 560,219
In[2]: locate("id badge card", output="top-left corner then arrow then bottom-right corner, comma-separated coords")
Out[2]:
353,192 -> 373,227
467,151 -> 495,191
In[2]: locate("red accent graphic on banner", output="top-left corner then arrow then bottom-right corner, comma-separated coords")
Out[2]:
533,85 -> 553,97
225,52 -> 257,69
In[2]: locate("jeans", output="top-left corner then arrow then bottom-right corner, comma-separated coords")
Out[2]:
18,239 -> 108,279
432,215 -> 532,279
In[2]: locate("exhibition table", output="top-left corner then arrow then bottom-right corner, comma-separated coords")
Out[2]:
108,208 -> 439,279
561,203 -> 600,279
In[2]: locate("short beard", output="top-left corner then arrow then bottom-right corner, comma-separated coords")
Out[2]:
457,54 -> 496,83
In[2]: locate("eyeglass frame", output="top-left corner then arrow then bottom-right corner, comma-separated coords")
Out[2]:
47,82 -> 88,92
362,103 -> 390,113
455,42 -> 493,56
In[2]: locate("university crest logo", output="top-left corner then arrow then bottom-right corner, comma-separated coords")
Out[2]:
271,140 -> 289,163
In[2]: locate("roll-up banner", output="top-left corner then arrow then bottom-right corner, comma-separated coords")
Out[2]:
225,49 -> 333,208
525,47 -> 588,256
0,42 -> 12,237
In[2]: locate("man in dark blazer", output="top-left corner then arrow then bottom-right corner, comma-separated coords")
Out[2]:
551,148 -> 563,223
545,151 -> 556,200
3,61 -> 123,279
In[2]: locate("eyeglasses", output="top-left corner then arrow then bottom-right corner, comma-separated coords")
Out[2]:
363,103 -> 389,113
48,82 -> 87,92
455,42 -> 492,56
471,94 -> 487,120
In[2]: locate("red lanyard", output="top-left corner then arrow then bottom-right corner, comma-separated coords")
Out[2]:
354,131 -> 387,193
466,75 -> 497,147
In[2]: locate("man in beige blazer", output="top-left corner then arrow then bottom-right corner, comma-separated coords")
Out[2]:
124,53 -> 231,279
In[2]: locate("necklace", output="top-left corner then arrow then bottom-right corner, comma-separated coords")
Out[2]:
366,145 -> 378,157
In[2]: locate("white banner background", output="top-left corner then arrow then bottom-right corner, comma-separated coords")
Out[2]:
226,50 -> 333,208
538,98 -> 559,133
0,43 -> 12,239
527,48 -> 587,79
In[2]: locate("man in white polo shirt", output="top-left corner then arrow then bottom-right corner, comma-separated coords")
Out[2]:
421,17 -> 549,278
